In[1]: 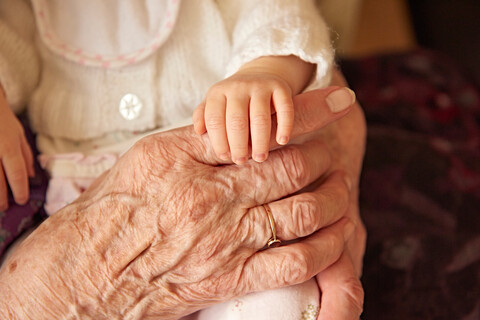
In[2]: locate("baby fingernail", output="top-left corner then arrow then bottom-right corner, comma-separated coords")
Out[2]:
278,136 -> 289,145
254,153 -> 267,162
234,157 -> 247,164
219,153 -> 230,160
326,88 -> 356,113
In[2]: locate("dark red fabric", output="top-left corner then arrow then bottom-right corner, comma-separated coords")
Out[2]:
341,49 -> 480,320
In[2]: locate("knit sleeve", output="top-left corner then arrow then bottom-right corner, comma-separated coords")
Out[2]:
0,0 -> 40,114
217,0 -> 334,89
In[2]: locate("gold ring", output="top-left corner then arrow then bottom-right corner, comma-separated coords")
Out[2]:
263,204 -> 282,248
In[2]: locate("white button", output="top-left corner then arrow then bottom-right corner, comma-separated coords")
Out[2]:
119,93 -> 142,120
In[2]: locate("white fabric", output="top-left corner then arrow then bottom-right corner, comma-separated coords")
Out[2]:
0,2 -> 334,318
0,0 -> 334,151
184,278 -> 320,320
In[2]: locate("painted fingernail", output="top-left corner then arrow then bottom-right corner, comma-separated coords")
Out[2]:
254,153 -> 267,162
278,136 -> 289,145
326,88 -> 356,113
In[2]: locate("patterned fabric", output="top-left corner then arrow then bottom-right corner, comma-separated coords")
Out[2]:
1,49 -> 479,320
340,49 -> 480,320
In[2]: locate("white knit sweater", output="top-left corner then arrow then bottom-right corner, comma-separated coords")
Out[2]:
0,0 -> 333,153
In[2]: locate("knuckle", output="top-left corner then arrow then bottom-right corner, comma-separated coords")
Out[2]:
250,113 -> 270,130
340,277 -> 365,315
292,194 -> 318,236
227,114 -> 248,132
8,168 -> 25,185
205,114 -> 226,131
278,147 -> 308,189
276,106 -> 294,121
280,250 -> 312,285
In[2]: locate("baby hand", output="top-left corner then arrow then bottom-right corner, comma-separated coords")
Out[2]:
0,96 -> 34,210
193,72 -> 294,164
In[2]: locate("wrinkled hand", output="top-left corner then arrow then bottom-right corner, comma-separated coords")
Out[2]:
0,84 -> 361,319
0,90 -> 34,210
193,71 -> 294,164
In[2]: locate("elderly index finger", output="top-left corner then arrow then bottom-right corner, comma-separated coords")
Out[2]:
269,86 -> 356,148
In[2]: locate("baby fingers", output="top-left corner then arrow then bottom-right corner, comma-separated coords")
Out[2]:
2,146 -> 30,205
249,93 -> 272,162
204,95 -> 230,161
225,96 -> 250,164
272,88 -> 294,145
244,170 -> 351,250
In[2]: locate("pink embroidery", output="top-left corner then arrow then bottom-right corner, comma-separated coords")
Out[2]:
35,0 -> 181,68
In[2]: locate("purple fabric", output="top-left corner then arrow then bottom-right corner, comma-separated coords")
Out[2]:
0,115 -> 48,258
341,49 -> 480,320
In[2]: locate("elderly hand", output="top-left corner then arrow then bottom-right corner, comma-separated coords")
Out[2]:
0,82 -> 364,319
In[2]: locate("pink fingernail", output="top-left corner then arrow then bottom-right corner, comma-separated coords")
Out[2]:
326,88 -> 356,113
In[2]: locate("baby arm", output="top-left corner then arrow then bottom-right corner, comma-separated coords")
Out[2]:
0,84 -> 34,210
193,55 -> 314,164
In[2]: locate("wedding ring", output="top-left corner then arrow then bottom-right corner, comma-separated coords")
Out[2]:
263,204 -> 282,248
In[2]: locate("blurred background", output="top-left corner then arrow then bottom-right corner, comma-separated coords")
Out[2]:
318,1 -> 480,319
322,0 -> 480,86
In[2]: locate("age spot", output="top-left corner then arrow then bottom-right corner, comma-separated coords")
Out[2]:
9,261 -> 17,273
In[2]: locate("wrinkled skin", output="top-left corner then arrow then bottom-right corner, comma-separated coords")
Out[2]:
0,70 -> 366,320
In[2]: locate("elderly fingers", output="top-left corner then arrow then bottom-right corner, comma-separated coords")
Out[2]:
243,170 -> 351,249
227,139 -> 332,207
237,217 -> 354,294
284,87 -> 355,144
316,252 -> 364,320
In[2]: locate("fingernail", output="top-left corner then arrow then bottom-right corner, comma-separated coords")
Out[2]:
234,157 -> 247,164
254,153 -> 267,162
219,152 -> 230,161
278,136 -> 289,145
326,88 -> 356,113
